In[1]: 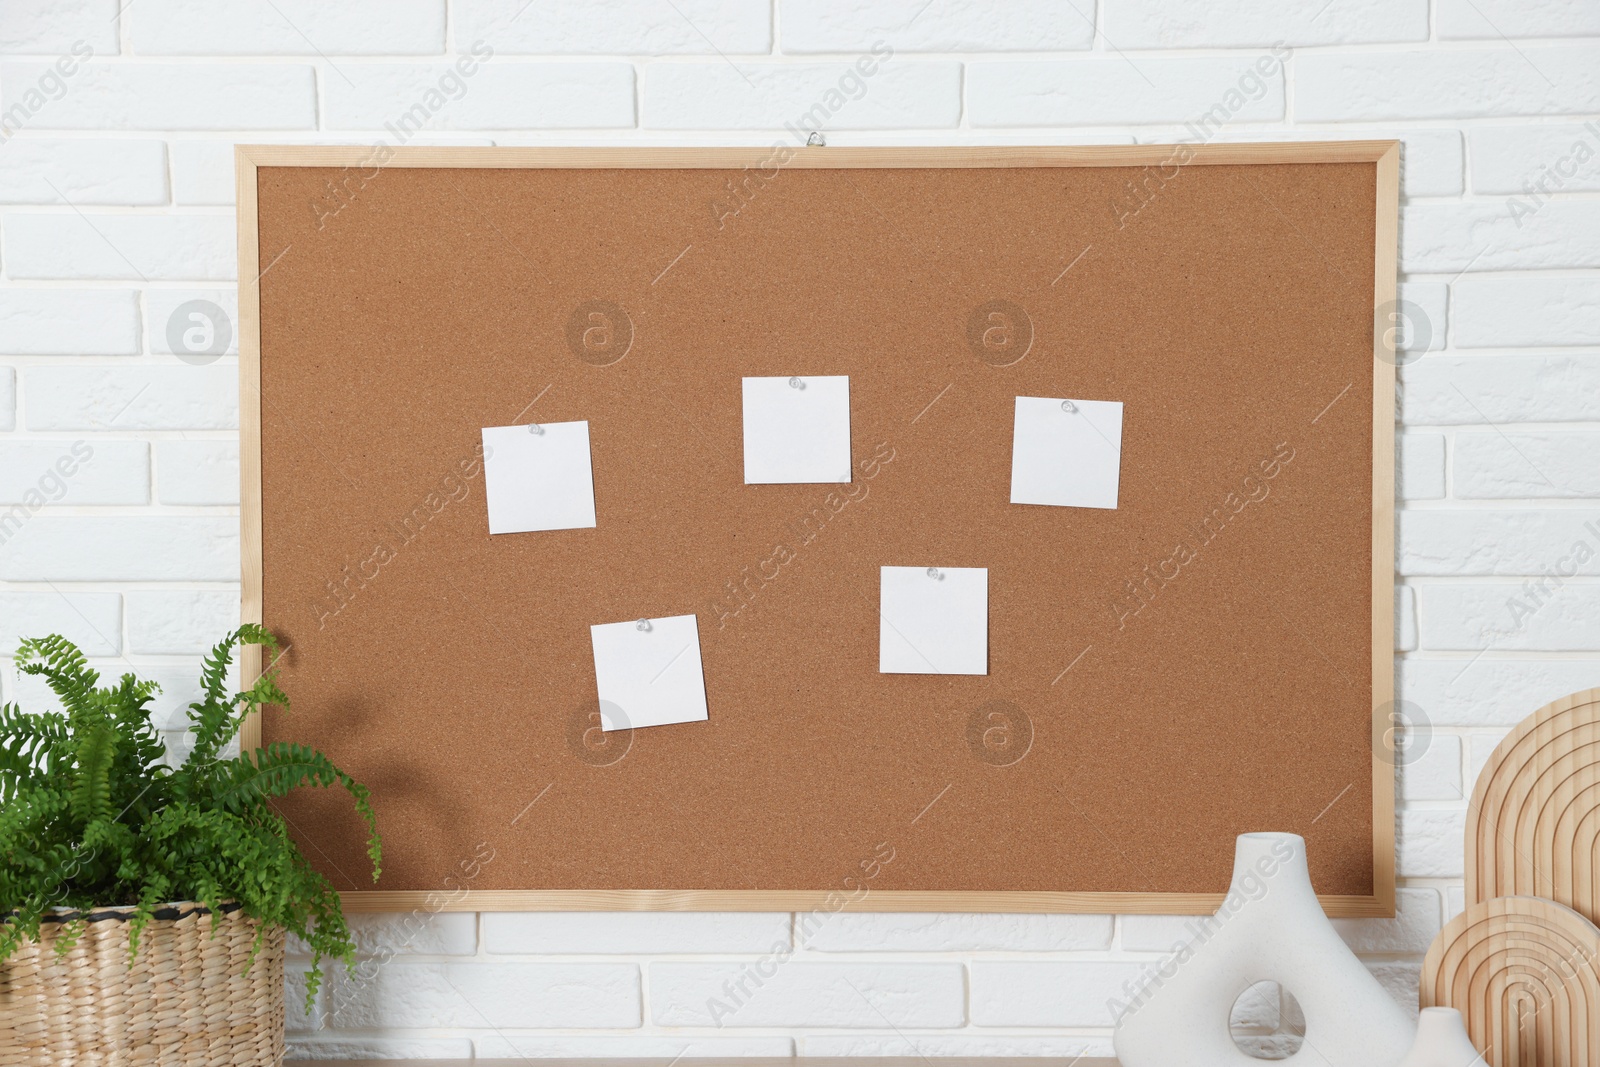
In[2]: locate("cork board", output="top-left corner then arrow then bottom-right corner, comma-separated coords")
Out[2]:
238,144 -> 1399,915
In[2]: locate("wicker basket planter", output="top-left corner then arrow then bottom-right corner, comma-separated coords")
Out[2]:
0,902 -> 284,1066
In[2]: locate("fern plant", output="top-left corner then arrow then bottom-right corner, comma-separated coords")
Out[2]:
0,625 -> 380,1004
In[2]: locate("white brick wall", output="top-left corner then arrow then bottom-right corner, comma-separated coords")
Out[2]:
968,55 -> 1285,126
0,591 -> 121,655
322,63 -> 638,131
799,913 -> 1113,951
3,0 -> 1598,1057
970,962 -> 1146,1027
23,365 -> 237,429
1398,434 -> 1445,499
1103,0 -> 1427,48
0,0 -> 119,55
485,913 -> 790,954
153,439 -> 238,504
1296,45 -> 1600,120
325,961 -> 642,1029
646,61 -> 957,129
0,139 -> 167,203
126,588 -> 241,653
454,0 -> 772,55
0,62 -> 318,129
652,962 -> 965,1027
1450,275 -> 1600,347
0,517 -> 237,580
1402,201 -> 1600,273
4,212 -> 234,279
0,439 -> 148,503
781,1 -> 1095,53
170,140 -> 236,204
1470,124 -> 1600,193
1437,0 -> 1600,39
1453,431 -> 1600,497
1402,354 -> 1600,423
128,0 -> 447,55
0,288 -> 140,353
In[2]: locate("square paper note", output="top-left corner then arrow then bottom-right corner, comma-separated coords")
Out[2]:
589,614 -> 709,731
481,421 -> 597,534
742,375 -> 852,484
1010,396 -> 1124,509
879,566 -> 988,676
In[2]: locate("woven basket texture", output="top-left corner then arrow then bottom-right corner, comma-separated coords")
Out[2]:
0,903 -> 284,1066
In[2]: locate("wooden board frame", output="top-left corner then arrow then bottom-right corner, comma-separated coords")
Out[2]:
237,142 -> 1399,916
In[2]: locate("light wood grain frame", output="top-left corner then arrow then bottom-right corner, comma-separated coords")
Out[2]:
237,142 -> 1400,916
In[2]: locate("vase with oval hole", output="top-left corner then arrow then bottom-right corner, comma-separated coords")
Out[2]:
1113,832 -> 1416,1067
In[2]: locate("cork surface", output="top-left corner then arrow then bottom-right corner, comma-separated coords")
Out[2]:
255,158 -> 1378,898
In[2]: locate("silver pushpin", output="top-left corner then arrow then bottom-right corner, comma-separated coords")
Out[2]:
789,376 -> 805,390
1061,400 -> 1077,414
636,619 -> 651,632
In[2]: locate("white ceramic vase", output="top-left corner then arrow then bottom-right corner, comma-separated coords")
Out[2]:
1113,832 -> 1416,1067
1394,1007 -> 1488,1067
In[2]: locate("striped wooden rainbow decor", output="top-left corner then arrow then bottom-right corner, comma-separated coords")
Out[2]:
1468,687 -> 1600,924
1421,896 -> 1600,1067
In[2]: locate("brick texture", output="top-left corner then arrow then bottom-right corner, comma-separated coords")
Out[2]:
4,0 -> 1597,1051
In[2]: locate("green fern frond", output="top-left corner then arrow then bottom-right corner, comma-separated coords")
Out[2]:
110,672 -> 161,707
0,705 -> 71,803
69,725 -> 115,824
104,675 -> 169,788
195,637 -> 235,708
212,742 -> 348,804
15,635 -> 100,718
195,627 -> 251,710
185,626 -> 275,766
0,702 -> 68,749
239,671 -> 289,716
213,743 -> 381,881
197,623 -> 277,706
184,705 -> 234,770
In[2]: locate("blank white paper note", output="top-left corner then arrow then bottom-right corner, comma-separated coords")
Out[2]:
589,614 -> 709,731
481,421 -> 597,534
879,566 -> 988,676
742,375 -> 852,484
1009,396 -> 1124,509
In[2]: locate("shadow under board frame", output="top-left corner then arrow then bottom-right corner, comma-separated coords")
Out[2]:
236,141 -> 1400,917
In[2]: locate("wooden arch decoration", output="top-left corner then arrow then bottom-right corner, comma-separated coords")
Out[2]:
1468,687 -> 1600,924
1422,896 -> 1600,1067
